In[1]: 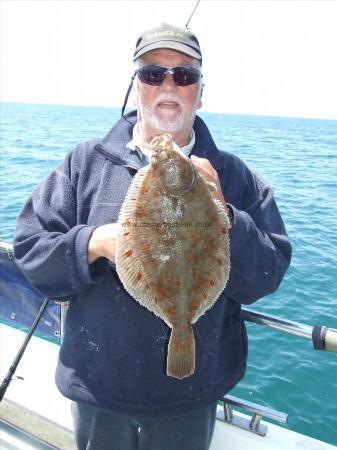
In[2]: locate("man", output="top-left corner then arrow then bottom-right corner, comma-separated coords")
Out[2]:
14,23 -> 291,450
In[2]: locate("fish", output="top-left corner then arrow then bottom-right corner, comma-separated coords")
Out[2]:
115,133 -> 230,379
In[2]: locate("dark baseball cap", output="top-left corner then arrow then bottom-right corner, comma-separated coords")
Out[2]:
133,23 -> 202,63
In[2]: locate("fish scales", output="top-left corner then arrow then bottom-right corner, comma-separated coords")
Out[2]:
115,133 -> 230,379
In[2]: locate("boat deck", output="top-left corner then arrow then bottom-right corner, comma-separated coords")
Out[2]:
1,323 -> 336,450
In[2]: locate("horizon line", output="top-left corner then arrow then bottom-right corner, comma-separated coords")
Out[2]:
1,100 -> 336,122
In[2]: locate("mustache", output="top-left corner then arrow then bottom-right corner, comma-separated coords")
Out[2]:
153,93 -> 183,108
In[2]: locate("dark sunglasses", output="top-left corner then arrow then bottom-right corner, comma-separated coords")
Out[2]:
135,65 -> 202,87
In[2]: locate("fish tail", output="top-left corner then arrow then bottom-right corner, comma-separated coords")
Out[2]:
167,325 -> 195,379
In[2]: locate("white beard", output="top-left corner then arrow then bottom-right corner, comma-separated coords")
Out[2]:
146,108 -> 185,132
137,92 -> 197,133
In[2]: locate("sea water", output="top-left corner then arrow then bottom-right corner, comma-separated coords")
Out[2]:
1,102 -> 337,445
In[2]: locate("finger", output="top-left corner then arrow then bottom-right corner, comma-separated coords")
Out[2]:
193,164 -> 212,181
192,162 -> 218,184
190,159 -> 226,202
191,158 -> 211,175
191,155 -> 210,166
191,155 -> 216,174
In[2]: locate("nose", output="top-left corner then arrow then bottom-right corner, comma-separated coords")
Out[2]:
161,73 -> 176,91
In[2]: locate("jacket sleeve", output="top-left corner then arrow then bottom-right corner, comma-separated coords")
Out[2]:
222,165 -> 292,305
13,147 -> 102,299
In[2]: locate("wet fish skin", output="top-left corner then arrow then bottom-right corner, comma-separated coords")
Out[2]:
115,133 -> 230,379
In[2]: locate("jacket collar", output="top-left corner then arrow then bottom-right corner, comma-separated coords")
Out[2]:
95,110 -> 224,171
94,111 -> 143,170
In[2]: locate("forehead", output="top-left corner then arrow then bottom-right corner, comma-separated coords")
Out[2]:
137,48 -> 201,68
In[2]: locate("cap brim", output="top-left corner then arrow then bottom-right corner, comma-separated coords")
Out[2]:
134,41 -> 201,61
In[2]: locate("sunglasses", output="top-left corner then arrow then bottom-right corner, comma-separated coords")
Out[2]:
135,65 -> 202,87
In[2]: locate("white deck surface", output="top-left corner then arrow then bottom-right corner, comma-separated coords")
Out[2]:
0,323 -> 73,431
1,323 -> 336,450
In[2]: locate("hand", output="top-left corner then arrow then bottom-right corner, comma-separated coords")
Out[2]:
191,155 -> 227,207
88,223 -> 119,264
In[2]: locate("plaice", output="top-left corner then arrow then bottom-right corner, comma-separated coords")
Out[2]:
115,133 -> 230,379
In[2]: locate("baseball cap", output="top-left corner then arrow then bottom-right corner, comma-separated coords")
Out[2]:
133,23 -> 202,63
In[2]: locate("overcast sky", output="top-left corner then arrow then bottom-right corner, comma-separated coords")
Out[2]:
1,0 -> 337,119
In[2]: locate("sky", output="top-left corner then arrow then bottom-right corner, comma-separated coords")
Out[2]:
1,0 -> 337,120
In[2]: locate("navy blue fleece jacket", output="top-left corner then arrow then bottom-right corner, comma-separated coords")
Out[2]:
13,112 -> 291,416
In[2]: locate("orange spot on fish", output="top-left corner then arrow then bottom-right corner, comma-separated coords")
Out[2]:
209,280 -> 216,287
203,293 -> 207,299
165,307 -> 176,316
173,280 -> 181,288
217,258 -> 222,266
191,232 -> 198,241
124,232 -> 130,236
143,243 -> 150,253
203,242 -> 212,251
124,249 -> 133,257
155,285 -> 167,297
136,272 -> 142,281
221,228 -> 228,234
186,254 -> 194,262
188,301 -> 198,312
136,208 -> 146,217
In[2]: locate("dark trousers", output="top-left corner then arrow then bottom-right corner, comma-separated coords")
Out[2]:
71,400 -> 217,450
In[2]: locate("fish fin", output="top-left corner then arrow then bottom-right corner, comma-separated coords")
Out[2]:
167,325 -> 195,379
117,166 -> 150,222
192,198 -> 231,323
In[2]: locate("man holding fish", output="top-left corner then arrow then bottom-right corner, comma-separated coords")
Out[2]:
14,23 -> 291,450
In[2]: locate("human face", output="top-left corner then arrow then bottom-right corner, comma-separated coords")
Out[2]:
134,49 -> 202,146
